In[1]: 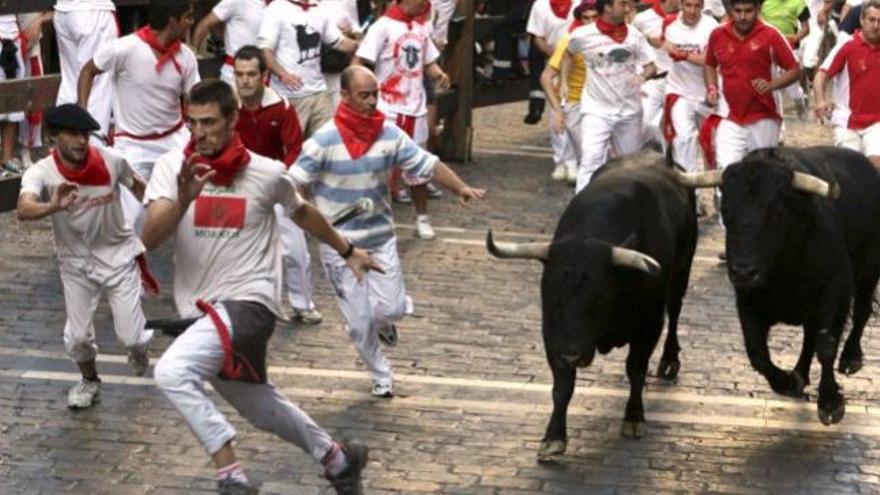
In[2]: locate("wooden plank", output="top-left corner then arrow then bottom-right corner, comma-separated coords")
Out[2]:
0,0 -> 54,14
473,78 -> 530,108
0,75 -> 60,114
437,0 -> 473,163
475,16 -> 504,42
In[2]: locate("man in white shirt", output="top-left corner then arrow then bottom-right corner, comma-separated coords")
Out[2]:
77,0 -> 200,230
17,104 -> 153,410
661,0 -> 717,173
193,0 -> 266,85
632,0 -> 680,150
317,0 -> 362,107
566,0 -> 657,190
143,79 -> 379,495
258,0 -> 359,138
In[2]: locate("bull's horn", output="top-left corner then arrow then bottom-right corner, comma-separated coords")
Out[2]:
674,170 -> 724,188
610,247 -> 661,275
791,171 -> 841,199
485,230 -> 549,260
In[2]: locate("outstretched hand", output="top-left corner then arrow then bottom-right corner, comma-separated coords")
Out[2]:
457,187 -> 486,208
51,182 -> 79,212
345,247 -> 385,281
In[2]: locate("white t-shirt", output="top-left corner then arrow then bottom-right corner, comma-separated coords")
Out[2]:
258,0 -> 343,98
213,0 -> 265,58
633,7 -> 671,73
568,23 -> 656,117
54,0 -> 115,12
526,0 -> 574,49
317,0 -> 361,35
0,15 -> 19,39
19,147 -> 145,275
144,150 -> 304,318
664,14 -> 718,101
356,16 -> 440,117
93,33 -> 200,137
703,0 -> 727,19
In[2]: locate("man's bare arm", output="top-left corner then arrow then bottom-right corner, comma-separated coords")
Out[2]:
193,12 -> 222,50
77,60 -> 104,109
17,185 -> 78,221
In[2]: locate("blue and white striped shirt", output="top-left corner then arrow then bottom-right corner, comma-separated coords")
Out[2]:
288,120 -> 439,248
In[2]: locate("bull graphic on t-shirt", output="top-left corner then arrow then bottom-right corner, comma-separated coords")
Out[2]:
606,48 -> 632,64
402,45 -> 420,70
294,24 -> 321,63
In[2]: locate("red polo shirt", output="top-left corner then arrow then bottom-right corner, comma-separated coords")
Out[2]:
705,20 -> 798,125
236,87 -> 303,166
820,31 -> 880,130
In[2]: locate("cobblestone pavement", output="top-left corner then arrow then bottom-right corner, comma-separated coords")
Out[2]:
0,105 -> 878,495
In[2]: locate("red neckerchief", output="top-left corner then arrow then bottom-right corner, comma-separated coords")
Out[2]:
334,102 -> 386,160
385,2 -> 427,28
550,0 -> 572,19
288,0 -> 316,10
651,2 -> 666,18
183,134 -> 252,187
135,26 -> 182,74
53,147 -> 111,186
569,19 -> 584,32
596,17 -> 627,43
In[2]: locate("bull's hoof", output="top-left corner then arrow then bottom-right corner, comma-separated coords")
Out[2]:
657,358 -> 680,381
771,370 -> 806,398
837,353 -> 864,376
537,439 -> 567,463
817,397 -> 846,426
620,420 -> 645,439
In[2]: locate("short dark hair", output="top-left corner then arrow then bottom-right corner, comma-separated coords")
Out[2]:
863,0 -> 880,15
233,45 -> 267,73
595,0 -> 614,15
728,0 -> 760,8
148,0 -> 193,30
188,79 -> 238,119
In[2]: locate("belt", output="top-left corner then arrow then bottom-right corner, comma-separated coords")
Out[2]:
113,120 -> 184,141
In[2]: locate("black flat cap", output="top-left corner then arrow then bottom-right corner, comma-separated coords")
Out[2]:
45,104 -> 101,132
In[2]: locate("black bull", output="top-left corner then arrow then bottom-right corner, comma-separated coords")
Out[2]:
708,146 -> 880,426
487,152 -> 698,460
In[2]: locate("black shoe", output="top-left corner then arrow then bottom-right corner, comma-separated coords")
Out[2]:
326,440 -> 369,495
524,111 -> 542,125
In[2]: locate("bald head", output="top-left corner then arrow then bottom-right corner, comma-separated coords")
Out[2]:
340,66 -> 379,115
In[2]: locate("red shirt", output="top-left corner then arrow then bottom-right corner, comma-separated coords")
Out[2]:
236,87 -> 303,166
821,31 -> 880,130
705,20 -> 798,125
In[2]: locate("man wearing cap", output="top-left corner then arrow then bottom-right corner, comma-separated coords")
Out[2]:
16,104 -> 154,410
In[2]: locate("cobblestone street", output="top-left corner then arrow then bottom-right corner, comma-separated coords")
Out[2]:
0,104 -> 878,494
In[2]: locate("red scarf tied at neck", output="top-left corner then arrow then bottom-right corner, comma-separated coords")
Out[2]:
385,1 -> 431,27
288,0 -> 316,10
53,147 -> 111,186
183,134 -> 252,187
551,0 -> 573,19
596,17 -> 628,43
135,26 -> 182,74
334,102 -> 386,160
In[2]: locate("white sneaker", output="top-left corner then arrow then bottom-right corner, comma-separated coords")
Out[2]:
371,382 -> 394,398
68,379 -> 101,409
551,164 -> 566,181
127,346 -> 149,377
565,167 -> 578,184
293,307 -> 323,325
415,215 -> 436,240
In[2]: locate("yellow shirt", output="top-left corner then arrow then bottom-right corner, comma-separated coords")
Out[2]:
548,33 -> 586,103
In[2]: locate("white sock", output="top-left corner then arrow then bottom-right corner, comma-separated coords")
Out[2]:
217,462 -> 248,483
323,443 -> 349,477
417,214 -> 430,222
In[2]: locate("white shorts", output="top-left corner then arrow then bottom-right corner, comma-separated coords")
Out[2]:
113,125 -> 191,180
383,110 -> 429,147
432,0 -> 457,46
715,118 -> 781,169
59,260 -> 151,363
833,123 -> 880,158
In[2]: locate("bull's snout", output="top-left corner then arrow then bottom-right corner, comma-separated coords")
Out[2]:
729,263 -> 764,288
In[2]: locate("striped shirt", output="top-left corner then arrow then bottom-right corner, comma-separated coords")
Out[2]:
288,119 -> 439,248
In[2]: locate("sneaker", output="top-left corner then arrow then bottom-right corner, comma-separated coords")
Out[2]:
392,189 -> 411,204
127,346 -> 150,377
550,164 -> 566,181
293,307 -> 323,325
377,324 -> 398,347
68,378 -> 101,409
523,110 -> 542,125
415,215 -> 436,240
3,159 -> 21,174
565,167 -> 578,184
326,440 -> 369,495
217,478 -> 259,495
425,182 -> 444,198
371,382 -> 394,398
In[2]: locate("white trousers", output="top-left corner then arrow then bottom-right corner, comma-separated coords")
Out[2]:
116,127 -> 191,232
60,261 -> 151,363
54,9 -> 117,137
578,111 -> 642,192
714,118 -> 782,169
833,123 -> 880,157
325,72 -> 342,109
274,204 -> 316,311
668,97 -> 710,173
641,78 -> 666,150
550,102 -> 581,170
319,237 -> 407,386
801,17 -> 824,69
153,302 -> 334,458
